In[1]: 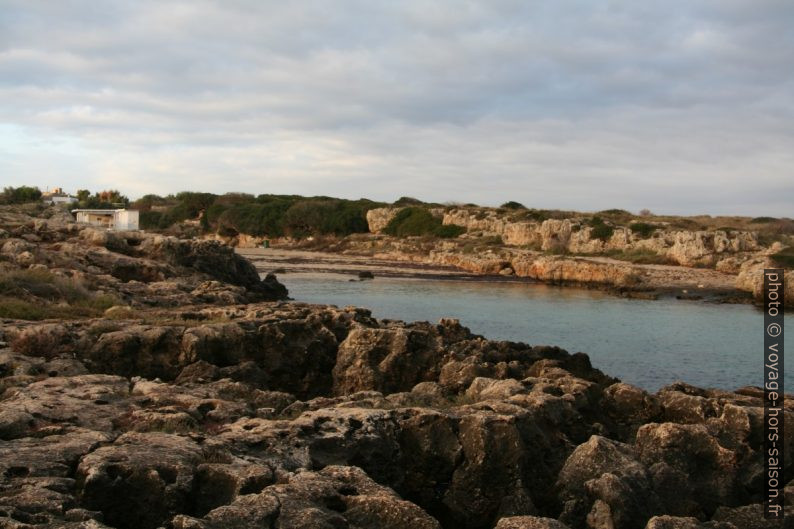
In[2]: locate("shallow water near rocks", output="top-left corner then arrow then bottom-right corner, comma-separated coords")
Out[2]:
280,273 -> 792,392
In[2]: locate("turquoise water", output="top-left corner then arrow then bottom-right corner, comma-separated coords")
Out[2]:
282,274 -> 792,392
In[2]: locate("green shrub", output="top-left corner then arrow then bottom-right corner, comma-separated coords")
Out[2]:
589,217 -> 614,241
598,209 -> 632,216
140,210 -> 164,229
751,217 -> 778,224
434,224 -> 466,238
771,247 -> 794,269
629,222 -> 657,238
393,196 -> 424,206
384,207 -> 437,236
2,186 -> 42,204
500,201 -> 526,210
132,194 -> 169,211
382,207 -> 465,238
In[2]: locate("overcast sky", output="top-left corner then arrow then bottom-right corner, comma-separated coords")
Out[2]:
1,0 -> 792,215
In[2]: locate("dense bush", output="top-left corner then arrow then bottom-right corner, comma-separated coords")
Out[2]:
383,207 -> 437,236
383,207 -> 466,238
282,199 -> 373,237
751,217 -> 777,224
589,216 -> 614,241
629,222 -> 657,238
216,201 -> 292,236
2,186 -> 42,204
139,210 -> 164,230
132,194 -> 171,212
598,209 -> 632,216
393,196 -> 425,206
434,224 -> 467,238
500,201 -> 526,210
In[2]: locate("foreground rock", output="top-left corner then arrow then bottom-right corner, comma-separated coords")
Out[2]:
1,303 -> 791,529
0,205 -> 287,309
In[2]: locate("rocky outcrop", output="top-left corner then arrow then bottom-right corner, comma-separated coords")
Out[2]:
736,256 -> 794,306
436,209 -> 762,268
0,207 -> 288,307
366,208 -> 402,233
2,304 -> 789,529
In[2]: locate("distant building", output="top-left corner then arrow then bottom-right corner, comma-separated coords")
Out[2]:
72,209 -> 139,230
42,187 -> 78,205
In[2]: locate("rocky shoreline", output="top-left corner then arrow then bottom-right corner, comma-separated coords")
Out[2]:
238,247 -> 756,304
0,205 -> 792,529
213,204 -> 793,307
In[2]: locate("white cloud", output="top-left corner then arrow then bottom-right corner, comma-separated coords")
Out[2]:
0,0 -> 792,215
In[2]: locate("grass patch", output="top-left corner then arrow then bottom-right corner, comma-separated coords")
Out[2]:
601,248 -> 674,265
0,269 -> 119,321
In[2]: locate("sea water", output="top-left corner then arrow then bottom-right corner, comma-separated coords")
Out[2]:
280,273 -> 792,392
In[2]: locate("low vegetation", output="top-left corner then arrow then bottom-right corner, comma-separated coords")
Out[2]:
601,248 -> 676,265
629,222 -> 657,238
771,246 -> 794,269
1,186 -> 42,204
382,207 -> 466,238
135,192 -> 385,238
0,269 -> 118,320
588,216 -> 615,241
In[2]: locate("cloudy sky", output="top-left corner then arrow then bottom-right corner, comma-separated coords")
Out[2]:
1,0 -> 792,215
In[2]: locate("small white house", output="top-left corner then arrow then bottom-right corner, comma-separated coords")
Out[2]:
72,209 -> 139,231
42,187 -> 78,206
44,195 -> 78,205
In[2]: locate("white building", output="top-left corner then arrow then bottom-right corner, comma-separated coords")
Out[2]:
42,187 -> 77,205
72,209 -> 140,231
45,195 -> 78,205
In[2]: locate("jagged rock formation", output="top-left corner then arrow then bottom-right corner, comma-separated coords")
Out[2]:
1,305 -> 792,528
0,206 -> 288,306
366,207 -> 761,268
357,207 -> 791,305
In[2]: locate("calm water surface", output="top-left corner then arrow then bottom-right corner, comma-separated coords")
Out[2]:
281,273 -> 792,392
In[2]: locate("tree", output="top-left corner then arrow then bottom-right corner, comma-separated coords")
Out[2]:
2,186 -> 42,204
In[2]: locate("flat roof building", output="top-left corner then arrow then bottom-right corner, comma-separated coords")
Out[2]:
72,209 -> 139,231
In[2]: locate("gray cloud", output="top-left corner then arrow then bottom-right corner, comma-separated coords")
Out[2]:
0,0 -> 792,215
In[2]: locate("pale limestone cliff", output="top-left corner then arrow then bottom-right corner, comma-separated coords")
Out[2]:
366,207 -> 402,233
437,209 -> 760,267
735,256 -> 794,305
